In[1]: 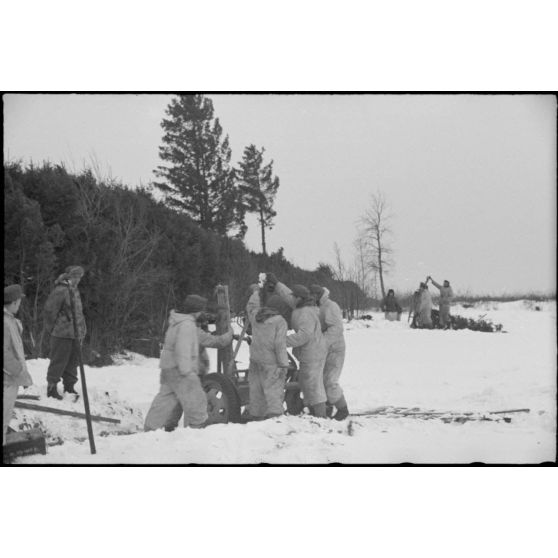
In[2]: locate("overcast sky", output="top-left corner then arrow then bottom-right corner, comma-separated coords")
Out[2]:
3,93 -> 556,295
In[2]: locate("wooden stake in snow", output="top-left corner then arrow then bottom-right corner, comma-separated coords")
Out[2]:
66,281 -> 96,454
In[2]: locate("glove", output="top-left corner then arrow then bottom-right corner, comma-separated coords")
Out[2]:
266,272 -> 278,286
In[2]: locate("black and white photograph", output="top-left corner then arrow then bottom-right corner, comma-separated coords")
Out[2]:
2,3 -> 557,557
3,92 -> 556,465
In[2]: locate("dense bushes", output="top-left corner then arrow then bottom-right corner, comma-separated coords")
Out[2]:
4,163 -> 366,360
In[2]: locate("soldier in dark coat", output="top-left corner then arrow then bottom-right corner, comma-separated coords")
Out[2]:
43,266 -> 86,399
382,289 -> 402,321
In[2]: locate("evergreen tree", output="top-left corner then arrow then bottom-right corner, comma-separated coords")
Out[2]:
237,144 -> 280,255
4,169 -> 58,354
154,95 -> 244,237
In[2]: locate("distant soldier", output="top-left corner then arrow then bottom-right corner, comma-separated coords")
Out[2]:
409,288 -> 421,328
382,289 -> 402,321
43,265 -> 86,399
418,282 -> 433,329
4,285 -> 33,445
428,277 -> 454,329
309,284 -> 349,420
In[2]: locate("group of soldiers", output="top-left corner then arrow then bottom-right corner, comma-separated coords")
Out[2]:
381,276 -> 454,329
244,273 -> 348,421
3,266 -> 349,443
144,272 -> 349,430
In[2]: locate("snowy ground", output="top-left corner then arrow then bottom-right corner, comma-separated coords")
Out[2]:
14,300 -> 556,464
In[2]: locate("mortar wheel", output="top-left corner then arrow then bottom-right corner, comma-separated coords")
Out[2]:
284,386 -> 305,415
202,373 -> 241,424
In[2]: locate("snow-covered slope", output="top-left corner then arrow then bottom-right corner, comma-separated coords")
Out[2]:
15,300 -> 556,464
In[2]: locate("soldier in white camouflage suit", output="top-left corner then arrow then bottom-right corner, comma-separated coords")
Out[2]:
309,284 -> 349,420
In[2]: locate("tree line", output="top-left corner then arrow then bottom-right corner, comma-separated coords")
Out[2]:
4,162 -> 368,362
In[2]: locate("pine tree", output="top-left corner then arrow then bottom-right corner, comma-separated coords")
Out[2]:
154,95 -> 244,237
237,144 -> 280,255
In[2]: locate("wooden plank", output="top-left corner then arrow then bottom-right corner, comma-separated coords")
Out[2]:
215,284 -> 233,376
14,401 -> 121,424
490,408 -> 530,415
17,394 -> 41,400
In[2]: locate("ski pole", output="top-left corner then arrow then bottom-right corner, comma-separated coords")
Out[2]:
66,281 -> 96,454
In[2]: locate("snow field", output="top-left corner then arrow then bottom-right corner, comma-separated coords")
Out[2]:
16,300 -> 556,464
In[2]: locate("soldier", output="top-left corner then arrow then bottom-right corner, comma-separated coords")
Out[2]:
43,266 -> 86,399
245,294 -> 290,420
409,288 -> 421,328
428,276 -> 454,329
144,295 -> 233,431
418,282 -> 433,329
3,285 -> 33,445
382,289 -> 402,321
309,284 -> 349,420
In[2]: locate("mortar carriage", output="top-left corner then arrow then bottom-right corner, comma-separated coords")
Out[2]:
201,284 -> 304,424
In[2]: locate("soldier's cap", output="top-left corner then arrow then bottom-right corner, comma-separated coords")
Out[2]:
291,284 -> 310,299
266,295 -> 290,313
182,294 -> 208,314
65,265 -> 85,278
4,284 -> 25,304
309,284 -> 325,298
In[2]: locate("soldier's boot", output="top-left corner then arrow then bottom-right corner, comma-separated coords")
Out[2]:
310,402 -> 327,418
47,382 -> 63,400
333,395 -> 349,421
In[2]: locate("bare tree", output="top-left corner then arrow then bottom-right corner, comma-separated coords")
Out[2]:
353,235 -> 370,311
331,242 -> 349,318
359,191 -> 394,301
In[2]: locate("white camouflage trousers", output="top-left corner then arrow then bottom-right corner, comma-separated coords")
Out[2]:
248,361 -> 287,418
323,344 -> 345,404
298,358 -> 327,407
144,367 -> 208,431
